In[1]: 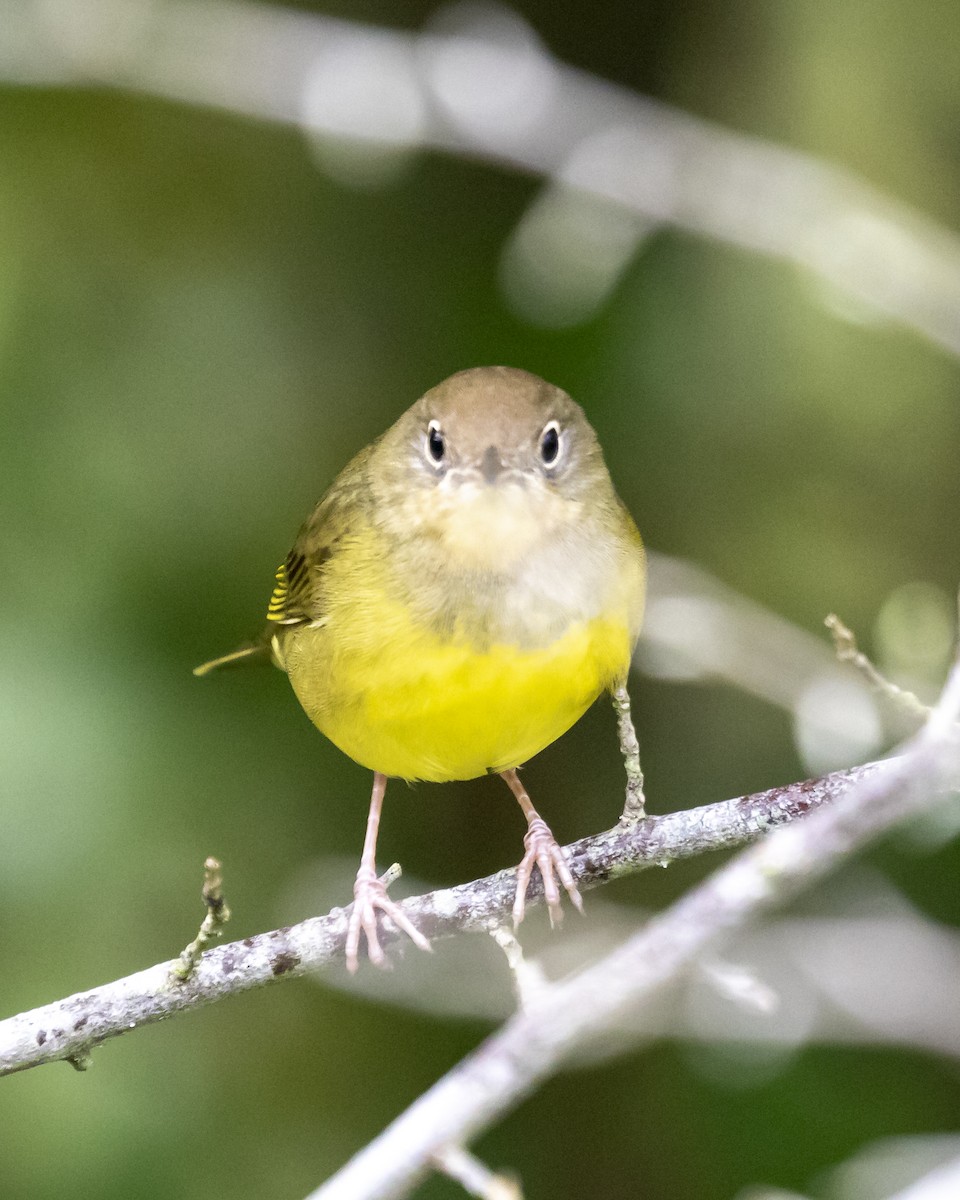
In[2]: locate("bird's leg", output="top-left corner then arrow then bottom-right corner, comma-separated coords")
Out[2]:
500,769 -> 584,929
345,772 -> 431,973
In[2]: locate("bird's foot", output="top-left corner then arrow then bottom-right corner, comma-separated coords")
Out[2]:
345,864 -> 431,974
513,814 -> 584,929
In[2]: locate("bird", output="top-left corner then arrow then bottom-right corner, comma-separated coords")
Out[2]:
195,366 -> 646,972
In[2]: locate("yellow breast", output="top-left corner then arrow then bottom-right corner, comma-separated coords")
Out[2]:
279,599 -> 633,783
275,460 -> 645,783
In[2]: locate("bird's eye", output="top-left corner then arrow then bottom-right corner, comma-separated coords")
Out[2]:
426,421 -> 445,466
539,421 -> 561,468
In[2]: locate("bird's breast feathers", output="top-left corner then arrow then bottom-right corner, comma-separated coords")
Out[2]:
277,510 -> 644,781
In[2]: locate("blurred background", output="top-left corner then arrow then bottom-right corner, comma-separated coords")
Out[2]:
1,1 -> 959,1197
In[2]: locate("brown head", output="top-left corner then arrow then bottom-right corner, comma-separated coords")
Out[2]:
376,365 -> 607,495
365,366 -> 626,571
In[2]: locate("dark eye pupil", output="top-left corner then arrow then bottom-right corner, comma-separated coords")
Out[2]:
428,425 -> 445,463
540,426 -> 559,466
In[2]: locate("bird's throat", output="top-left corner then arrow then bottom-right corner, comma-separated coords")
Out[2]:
418,482 -> 579,571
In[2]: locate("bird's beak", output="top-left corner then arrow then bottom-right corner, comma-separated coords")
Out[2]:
480,445 -> 503,485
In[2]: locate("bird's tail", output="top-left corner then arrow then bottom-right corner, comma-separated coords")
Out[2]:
193,640 -> 273,677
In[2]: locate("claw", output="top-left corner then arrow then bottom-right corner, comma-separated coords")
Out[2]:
345,865 -> 431,974
345,772 -> 432,973
512,814 -> 584,930
501,769 -> 583,928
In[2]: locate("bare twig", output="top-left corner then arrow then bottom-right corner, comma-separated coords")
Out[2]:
432,1146 -> 522,1200
169,857 -> 232,983
488,927 -> 549,1011
0,758 -> 893,1077
305,663 -> 960,1200
826,613 -> 930,722
697,957 -> 780,1015
613,684 -> 645,822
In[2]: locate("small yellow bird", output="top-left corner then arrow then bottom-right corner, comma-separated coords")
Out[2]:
197,366 -> 645,972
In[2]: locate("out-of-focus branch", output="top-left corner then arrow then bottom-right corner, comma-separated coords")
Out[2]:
826,612 -> 931,723
5,0 -> 960,355
888,1154 -> 960,1200
306,662 -> 960,1200
432,1146 -> 522,1200
0,758 -> 892,1077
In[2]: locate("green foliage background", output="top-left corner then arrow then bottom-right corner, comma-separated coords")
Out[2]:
1,2 -> 959,1197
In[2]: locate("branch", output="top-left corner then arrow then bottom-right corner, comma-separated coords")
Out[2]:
6,1 -> 960,357
888,1154 -> 960,1200
826,612 -> 931,722
169,856 -> 232,982
306,664 -> 960,1200
432,1146 -> 521,1200
0,758 -> 892,1077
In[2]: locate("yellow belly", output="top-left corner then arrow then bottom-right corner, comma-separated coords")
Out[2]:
281,611 -> 632,782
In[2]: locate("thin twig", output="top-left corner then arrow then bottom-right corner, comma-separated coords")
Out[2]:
825,613 -> 930,721
305,662 -> 960,1200
698,957 -> 780,1015
613,684 -> 645,822
169,857 -> 232,983
432,1146 -> 522,1200
0,759 -> 892,1077
488,927 -> 549,1011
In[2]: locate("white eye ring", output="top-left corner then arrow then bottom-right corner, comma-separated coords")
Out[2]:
539,420 -> 562,468
425,420 -> 445,466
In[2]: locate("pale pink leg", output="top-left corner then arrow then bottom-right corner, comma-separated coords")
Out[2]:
500,769 -> 584,929
345,772 -> 431,973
